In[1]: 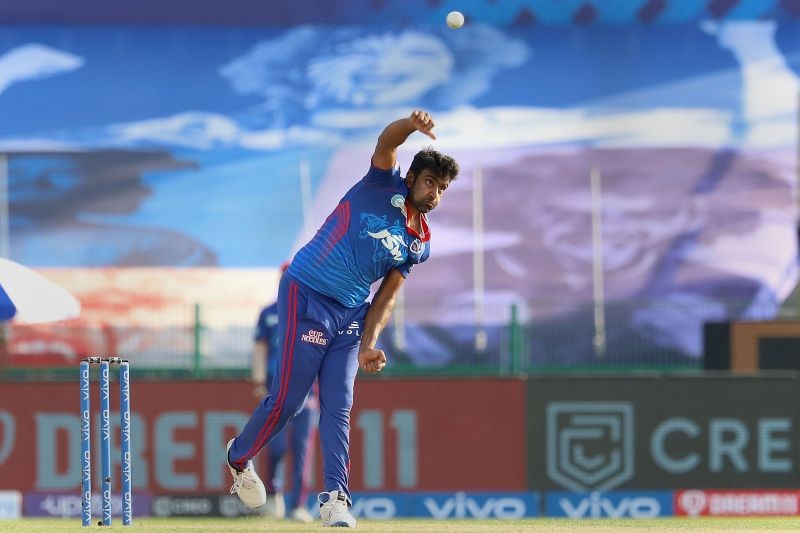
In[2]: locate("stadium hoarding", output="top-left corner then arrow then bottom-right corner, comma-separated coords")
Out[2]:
347,492 -> 540,519
149,491 -> 540,519
675,489 -> 800,517
0,378 -> 526,494
23,491 -> 151,518
545,491 -> 673,518
527,376 -> 800,492
151,494 -> 254,518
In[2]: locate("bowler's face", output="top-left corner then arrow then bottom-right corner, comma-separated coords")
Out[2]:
408,170 -> 449,213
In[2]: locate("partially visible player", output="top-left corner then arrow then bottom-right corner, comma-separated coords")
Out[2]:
226,110 -> 459,528
251,263 -> 317,522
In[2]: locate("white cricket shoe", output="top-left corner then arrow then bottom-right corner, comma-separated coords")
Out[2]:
226,439 -> 267,509
289,506 -> 314,523
263,492 -> 286,519
319,490 -> 356,528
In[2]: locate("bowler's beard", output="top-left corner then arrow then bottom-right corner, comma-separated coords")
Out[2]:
409,192 -> 433,214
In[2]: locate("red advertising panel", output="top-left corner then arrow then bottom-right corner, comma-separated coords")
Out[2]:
675,490 -> 800,517
0,378 -> 525,494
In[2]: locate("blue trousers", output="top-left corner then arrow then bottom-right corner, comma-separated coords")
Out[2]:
229,273 -> 367,503
264,372 -> 318,510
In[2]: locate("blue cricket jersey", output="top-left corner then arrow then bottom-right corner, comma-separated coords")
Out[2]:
289,163 -> 431,308
255,303 -> 280,376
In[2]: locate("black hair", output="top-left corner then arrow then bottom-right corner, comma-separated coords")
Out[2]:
408,148 -> 459,183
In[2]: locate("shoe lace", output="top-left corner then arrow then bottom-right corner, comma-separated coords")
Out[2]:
229,465 -> 258,495
317,491 -> 345,514
317,491 -> 333,510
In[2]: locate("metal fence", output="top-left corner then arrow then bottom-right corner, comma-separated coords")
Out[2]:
0,297 -> 795,380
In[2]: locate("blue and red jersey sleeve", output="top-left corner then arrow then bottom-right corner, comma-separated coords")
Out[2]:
363,162 -> 401,187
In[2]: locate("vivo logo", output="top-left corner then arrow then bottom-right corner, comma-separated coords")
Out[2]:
81,411 -> 90,440
82,450 -> 91,482
81,369 -> 90,400
102,488 -> 112,520
82,489 -> 91,521
122,451 -> 132,485
351,497 -> 396,519
424,492 -> 526,519
557,492 -> 662,519
101,411 -> 110,440
121,411 -> 130,443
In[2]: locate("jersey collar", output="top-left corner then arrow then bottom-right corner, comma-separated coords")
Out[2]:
404,198 -> 431,242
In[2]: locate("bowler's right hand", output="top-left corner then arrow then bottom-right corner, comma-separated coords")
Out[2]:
358,347 -> 387,373
410,110 -> 436,140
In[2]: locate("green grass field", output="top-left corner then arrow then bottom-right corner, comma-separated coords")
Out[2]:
4,518 -> 800,532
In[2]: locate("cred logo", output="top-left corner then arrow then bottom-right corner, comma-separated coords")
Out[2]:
546,402 -> 634,492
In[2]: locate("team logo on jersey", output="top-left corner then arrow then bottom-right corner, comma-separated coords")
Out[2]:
360,213 -> 407,263
301,328 -> 328,346
410,238 -> 424,254
391,194 -> 407,217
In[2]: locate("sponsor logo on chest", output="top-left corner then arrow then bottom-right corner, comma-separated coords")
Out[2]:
368,229 -> 407,262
